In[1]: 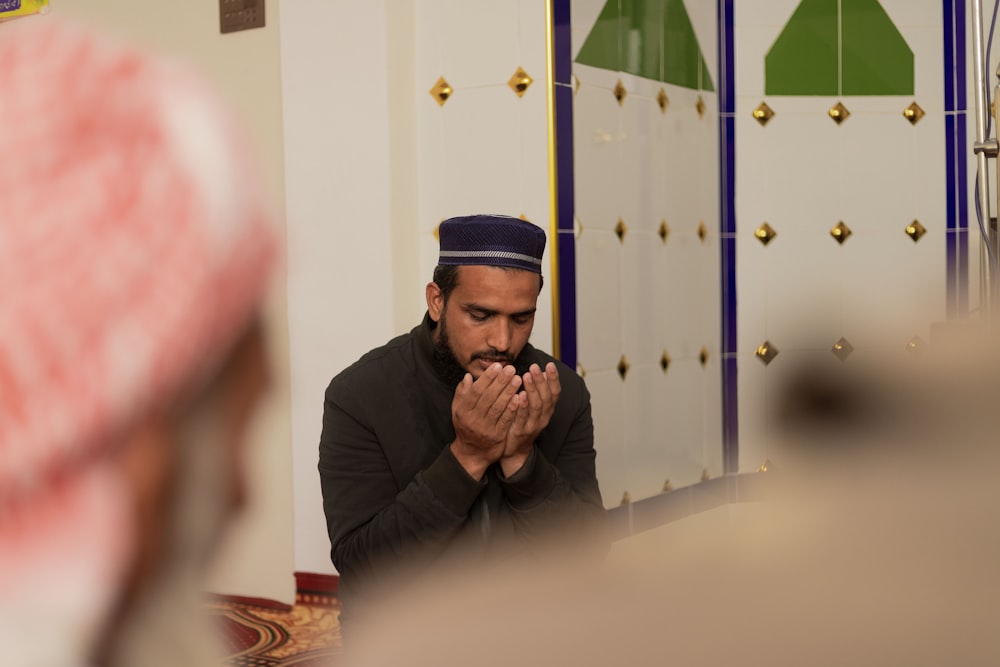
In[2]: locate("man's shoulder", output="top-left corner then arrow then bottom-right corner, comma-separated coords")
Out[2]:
327,328 -> 417,397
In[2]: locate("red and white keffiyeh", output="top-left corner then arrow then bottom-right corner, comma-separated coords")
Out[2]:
0,17 -> 277,662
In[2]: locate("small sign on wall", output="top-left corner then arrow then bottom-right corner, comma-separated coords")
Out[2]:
0,0 -> 50,22
220,0 -> 264,34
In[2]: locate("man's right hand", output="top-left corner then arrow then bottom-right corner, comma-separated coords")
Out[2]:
450,363 -> 522,480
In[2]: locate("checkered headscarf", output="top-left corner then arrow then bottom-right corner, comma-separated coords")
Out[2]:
0,17 -> 277,657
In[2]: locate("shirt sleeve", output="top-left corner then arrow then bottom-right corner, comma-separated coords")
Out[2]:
318,379 -> 484,598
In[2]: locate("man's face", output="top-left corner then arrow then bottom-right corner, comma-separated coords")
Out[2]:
427,265 -> 540,379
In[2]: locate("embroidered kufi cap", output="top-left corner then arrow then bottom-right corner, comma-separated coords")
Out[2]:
438,214 -> 546,274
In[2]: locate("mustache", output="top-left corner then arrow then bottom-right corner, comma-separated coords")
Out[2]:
471,350 -> 514,365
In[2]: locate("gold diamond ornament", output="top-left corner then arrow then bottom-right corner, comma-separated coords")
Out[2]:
658,219 -> 670,243
660,350 -> 671,373
906,336 -> 926,354
755,222 -> 777,246
903,101 -> 925,125
828,101 -> 850,124
830,221 -> 852,244
906,220 -> 927,242
831,337 -> 854,362
697,220 -> 707,242
613,79 -> 627,106
752,101 -> 775,126
429,76 -> 453,106
699,346 -> 709,367
617,354 -> 630,380
696,95 -> 706,118
755,340 -> 779,366
614,217 -> 627,243
756,459 -> 773,473
657,87 -> 669,113
508,66 -> 533,97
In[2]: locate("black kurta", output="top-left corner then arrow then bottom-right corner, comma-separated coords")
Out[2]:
318,314 -> 605,620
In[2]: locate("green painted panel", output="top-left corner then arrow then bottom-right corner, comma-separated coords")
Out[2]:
664,0 -> 714,91
576,0 -> 626,73
575,0 -> 714,91
841,0 -> 913,95
765,0 -> 839,96
765,0 -> 914,96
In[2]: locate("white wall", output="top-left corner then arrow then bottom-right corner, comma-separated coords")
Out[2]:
284,0 -> 556,575
281,0 -> 398,575
51,0 -> 295,603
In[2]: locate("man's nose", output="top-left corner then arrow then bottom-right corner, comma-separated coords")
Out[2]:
487,319 -> 511,352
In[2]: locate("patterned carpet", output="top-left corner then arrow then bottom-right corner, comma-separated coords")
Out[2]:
208,597 -> 342,666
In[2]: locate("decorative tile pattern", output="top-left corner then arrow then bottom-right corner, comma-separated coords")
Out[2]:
905,219 -> 927,242
429,76 -> 453,106
658,220 -> 670,243
752,101 -> 775,126
830,220 -> 852,244
831,337 -> 854,361
613,79 -> 627,106
903,101 -> 925,125
828,101 -> 850,124
754,340 -> 779,365
614,217 -> 627,242
617,354 -> 630,380
755,222 -> 777,246
507,66 -> 533,97
657,88 -> 670,113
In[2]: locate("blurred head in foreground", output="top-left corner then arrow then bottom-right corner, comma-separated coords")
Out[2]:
348,349 -> 1000,666
0,17 -> 276,666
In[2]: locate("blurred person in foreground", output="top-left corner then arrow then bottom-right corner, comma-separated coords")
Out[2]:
0,17 -> 277,667
319,215 -> 607,632
347,349 -> 1000,666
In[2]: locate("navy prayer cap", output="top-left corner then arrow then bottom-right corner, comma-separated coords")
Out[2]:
438,214 -> 546,274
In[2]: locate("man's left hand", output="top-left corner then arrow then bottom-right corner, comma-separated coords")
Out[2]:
500,362 -> 561,477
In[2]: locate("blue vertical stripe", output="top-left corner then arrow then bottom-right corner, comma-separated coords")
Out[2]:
553,0 -> 577,367
944,0 -> 955,112
944,0 -> 968,318
718,0 -> 738,474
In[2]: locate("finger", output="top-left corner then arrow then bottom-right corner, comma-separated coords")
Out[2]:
468,363 -> 506,409
530,363 -> 553,406
498,390 -> 522,428
522,368 -> 543,414
545,362 -> 562,401
485,371 -> 521,422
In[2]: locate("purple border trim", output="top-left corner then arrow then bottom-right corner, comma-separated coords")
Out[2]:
553,0 -> 577,367
944,0 -> 968,317
719,0 -> 738,473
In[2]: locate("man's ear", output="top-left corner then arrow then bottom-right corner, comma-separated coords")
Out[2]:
426,282 -> 444,323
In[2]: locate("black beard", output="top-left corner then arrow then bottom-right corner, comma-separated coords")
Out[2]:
431,316 -> 472,388
431,313 -> 523,388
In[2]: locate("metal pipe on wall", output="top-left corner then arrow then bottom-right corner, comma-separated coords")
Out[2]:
972,0 -> 996,318
973,0 -> 994,306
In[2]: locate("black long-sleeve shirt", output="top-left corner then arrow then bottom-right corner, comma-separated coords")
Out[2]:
318,314 -> 605,621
